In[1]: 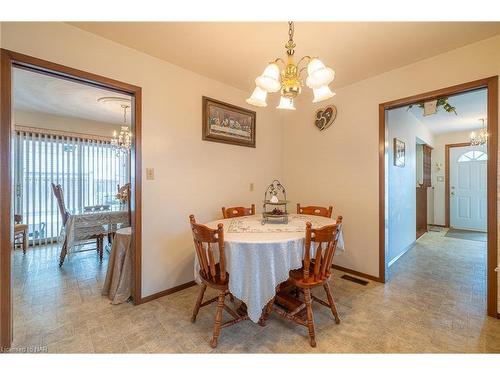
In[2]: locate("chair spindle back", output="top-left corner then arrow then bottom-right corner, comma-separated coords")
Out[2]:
297,204 -> 333,218
190,215 -> 226,282
222,204 -> 256,219
303,216 -> 343,281
51,183 -> 69,226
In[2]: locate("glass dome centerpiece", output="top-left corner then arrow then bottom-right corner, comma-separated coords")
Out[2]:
262,180 -> 289,224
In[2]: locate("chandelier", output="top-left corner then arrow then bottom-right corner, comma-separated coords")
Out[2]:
246,21 -> 336,110
470,118 -> 487,146
111,104 -> 132,155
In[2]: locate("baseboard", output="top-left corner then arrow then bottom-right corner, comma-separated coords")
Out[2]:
428,224 -> 447,228
387,241 -> 415,268
332,264 -> 382,283
140,280 -> 196,304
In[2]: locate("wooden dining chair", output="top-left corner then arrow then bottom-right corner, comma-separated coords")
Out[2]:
221,204 -> 255,219
189,215 -> 247,348
260,216 -> 343,347
14,214 -> 28,254
297,203 -> 333,218
51,183 -> 104,266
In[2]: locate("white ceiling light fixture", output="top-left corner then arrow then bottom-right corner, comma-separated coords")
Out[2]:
98,96 -> 133,155
110,104 -> 132,155
470,118 -> 488,146
246,21 -> 336,110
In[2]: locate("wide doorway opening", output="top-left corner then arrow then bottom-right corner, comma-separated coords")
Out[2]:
379,78 -> 498,318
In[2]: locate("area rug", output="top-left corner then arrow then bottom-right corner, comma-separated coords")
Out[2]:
445,228 -> 487,242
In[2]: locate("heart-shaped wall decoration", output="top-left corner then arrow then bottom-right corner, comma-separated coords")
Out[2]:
314,105 -> 337,131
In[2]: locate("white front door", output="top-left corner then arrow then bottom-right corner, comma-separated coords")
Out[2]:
450,145 -> 487,231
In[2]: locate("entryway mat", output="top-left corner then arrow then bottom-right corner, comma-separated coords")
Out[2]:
445,228 -> 487,242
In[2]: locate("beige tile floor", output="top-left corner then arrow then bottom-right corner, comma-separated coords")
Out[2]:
11,229 -> 500,353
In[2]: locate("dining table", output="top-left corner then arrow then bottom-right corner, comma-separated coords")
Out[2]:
194,213 -> 345,323
59,203 -> 130,266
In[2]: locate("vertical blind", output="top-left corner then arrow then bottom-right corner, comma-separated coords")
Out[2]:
14,129 -> 129,246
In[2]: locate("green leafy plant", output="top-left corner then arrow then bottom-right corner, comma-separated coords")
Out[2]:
408,97 -> 457,115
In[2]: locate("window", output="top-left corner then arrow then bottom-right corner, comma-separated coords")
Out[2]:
458,150 -> 487,162
14,130 -> 129,246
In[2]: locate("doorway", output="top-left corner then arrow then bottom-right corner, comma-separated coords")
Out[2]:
0,49 -> 142,349
379,77 -> 498,318
447,144 -> 488,232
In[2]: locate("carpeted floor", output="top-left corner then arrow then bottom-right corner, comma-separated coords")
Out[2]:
445,228 -> 487,242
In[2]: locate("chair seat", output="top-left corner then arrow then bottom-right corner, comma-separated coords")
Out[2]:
289,265 -> 330,288
14,224 -> 28,233
199,263 -> 229,290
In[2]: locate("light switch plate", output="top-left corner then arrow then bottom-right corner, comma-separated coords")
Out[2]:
146,168 -> 155,180
250,183 -> 254,191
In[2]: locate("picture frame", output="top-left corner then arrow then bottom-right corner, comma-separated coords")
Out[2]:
393,138 -> 406,167
202,96 -> 256,148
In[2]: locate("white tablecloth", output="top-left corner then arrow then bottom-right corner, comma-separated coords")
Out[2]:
61,208 -> 129,252
194,214 -> 345,323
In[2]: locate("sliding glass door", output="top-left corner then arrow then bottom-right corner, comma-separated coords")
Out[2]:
14,129 -> 129,246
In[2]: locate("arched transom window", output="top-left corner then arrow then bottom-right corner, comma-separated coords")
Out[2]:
458,150 -> 487,162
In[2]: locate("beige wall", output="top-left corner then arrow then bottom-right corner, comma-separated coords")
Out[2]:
13,109 -> 122,137
431,130 -> 476,226
283,35 -> 500,311
1,23 -> 499,313
1,22 -> 284,297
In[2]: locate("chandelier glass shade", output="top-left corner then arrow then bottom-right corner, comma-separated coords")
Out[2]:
470,118 -> 488,146
246,22 -> 336,110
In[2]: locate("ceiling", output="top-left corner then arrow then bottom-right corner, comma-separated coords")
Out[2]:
409,88 -> 487,135
70,22 -> 500,91
13,68 -> 132,125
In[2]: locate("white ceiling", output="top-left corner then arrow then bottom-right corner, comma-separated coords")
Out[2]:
13,68 -> 132,126
70,22 -> 500,91
409,88 -> 487,135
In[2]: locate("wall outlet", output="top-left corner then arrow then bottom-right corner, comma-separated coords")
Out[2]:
146,168 -> 155,180
250,182 -> 254,191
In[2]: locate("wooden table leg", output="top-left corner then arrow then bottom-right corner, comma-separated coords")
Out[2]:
236,302 -> 247,317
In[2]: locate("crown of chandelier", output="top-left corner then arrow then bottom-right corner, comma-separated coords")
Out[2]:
246,21 -> 336,110
470,118 -> 487,146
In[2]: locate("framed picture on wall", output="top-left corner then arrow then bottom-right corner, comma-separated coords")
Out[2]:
202,96 -> 256,148
393,138 -> 406,167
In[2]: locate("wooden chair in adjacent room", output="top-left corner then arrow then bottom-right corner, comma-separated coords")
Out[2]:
51,183 -> 104,266
296,203 -> 333,218
259,216 -> 343,347
221,204 -> 255,219
189,215 -> 247,348
14,214 -> 28,254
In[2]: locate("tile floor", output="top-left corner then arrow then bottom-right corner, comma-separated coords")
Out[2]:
11,229 -> 500,353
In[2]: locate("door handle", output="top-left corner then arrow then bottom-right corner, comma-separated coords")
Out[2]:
450,192 -> 455,196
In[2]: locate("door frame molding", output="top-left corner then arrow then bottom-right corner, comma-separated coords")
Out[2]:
445,142 -> 486,228
0,49 -> 143,349
379,76 -> 498,318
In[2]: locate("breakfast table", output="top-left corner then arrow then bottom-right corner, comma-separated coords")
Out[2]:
194,213 -> 345,323
59,204 -> 129,266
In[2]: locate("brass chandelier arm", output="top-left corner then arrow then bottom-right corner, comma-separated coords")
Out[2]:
297,55 -> 313,68
271,57 -> 287,67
